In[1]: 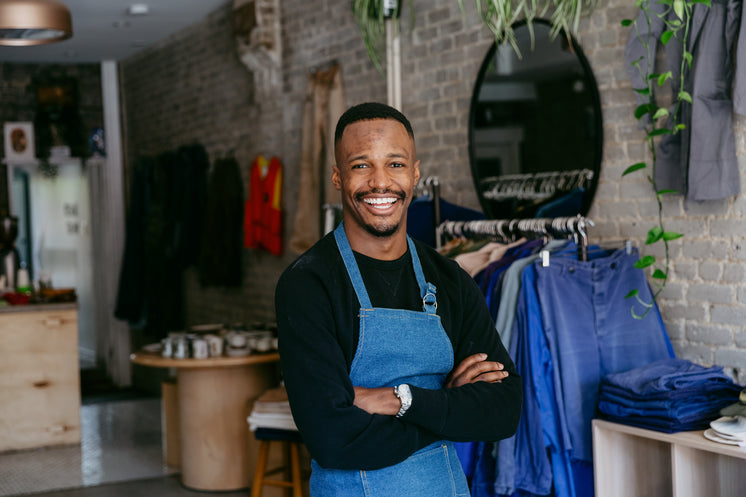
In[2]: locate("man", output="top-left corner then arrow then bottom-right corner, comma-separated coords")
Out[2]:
276,102 -> 521,496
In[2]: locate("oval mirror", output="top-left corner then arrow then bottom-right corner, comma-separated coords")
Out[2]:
468,19 -> 603,220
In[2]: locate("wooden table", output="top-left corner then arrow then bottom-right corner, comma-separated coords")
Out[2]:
130,351 -> 280,491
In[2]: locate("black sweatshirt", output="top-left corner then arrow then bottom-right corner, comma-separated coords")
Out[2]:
275,231 -> 522,470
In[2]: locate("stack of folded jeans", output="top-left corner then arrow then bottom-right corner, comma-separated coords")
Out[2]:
597,358 -> 743,433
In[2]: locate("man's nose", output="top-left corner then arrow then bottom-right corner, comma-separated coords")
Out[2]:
368,165 -> 392,189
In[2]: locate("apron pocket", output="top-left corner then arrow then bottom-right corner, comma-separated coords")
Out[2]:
360,442 -> 469,497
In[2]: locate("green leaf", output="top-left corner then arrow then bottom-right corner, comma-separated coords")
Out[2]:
646,226 -> 664,245
648,128 -> 673,137
634,255 -> 656,269
691,0 -> 711,6
683,51 -> 693,68
661,30 -> 674,45
657,71 -> 672,86
622,162 -> 647,176
658,0 -> 673,5
653,108 -> 670,120
634,87 -> 651,96
675,123 -> 686,131
625,289 -> 639,299
656,188 -> 680,196
652,269 -> 667,280
635,104 -> 657,119
621,19 -> 633,27
674,0 -> 685,20
679,90 -> 693,103
662,231 -> 684,241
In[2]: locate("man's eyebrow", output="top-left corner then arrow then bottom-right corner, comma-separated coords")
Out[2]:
346,151 -> 410,162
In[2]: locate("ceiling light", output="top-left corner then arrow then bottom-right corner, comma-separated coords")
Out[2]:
0,0 -> 73,46
127,4 -> 149,16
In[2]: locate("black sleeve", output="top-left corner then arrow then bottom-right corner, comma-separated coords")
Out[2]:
275,250 -> 439,471
401,254 -> 522,442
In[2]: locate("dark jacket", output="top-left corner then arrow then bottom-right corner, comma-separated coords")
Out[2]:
626,0 -> 745,202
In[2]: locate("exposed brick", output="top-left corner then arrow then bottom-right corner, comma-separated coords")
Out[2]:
687,324 -> 734,346
714,348 -> 746,370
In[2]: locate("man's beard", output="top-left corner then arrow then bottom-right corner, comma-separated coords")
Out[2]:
354,188 -> 406,238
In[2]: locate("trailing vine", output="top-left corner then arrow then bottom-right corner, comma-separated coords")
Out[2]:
622,0 -> 710,318
353,0 -> 601,74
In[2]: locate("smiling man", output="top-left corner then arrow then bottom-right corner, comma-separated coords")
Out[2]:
275,102 -> 522,496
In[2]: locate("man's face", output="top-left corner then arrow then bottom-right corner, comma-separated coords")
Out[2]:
333,118 -> 420,240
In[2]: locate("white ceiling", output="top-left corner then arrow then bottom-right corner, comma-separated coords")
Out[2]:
0,0 -> 230,64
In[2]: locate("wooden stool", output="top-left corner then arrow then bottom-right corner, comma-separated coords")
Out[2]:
251,428 -> 303,497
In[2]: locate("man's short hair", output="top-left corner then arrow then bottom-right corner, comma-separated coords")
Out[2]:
334,102 -> 414,148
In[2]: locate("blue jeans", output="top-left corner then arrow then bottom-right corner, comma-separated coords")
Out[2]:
534,245 -> 674,463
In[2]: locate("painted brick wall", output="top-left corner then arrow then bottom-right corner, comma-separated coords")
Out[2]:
120,0 -> 746,382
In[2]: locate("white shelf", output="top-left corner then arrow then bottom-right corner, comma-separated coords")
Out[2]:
593,419 -> 746,497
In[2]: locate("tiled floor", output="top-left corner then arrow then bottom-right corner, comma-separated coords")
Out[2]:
0,398 -> 177,497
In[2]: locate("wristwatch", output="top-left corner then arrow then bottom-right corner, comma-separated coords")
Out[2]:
393,384 -> 412,418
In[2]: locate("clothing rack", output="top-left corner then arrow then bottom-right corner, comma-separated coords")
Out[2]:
436,215 -> 594,261
480,169 -> 595,201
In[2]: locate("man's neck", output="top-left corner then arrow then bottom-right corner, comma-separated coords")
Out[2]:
343,222 -> 408,261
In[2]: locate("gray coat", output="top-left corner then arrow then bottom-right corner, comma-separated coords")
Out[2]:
626,0 -> 745,202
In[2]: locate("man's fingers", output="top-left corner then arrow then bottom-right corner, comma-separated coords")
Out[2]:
447,357 -> 508,387
450,353 -> 489,379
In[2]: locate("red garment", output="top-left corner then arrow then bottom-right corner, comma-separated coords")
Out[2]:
244,155 -> 283,255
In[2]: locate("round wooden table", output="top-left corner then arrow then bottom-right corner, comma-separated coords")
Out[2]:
130,351 -> 280,491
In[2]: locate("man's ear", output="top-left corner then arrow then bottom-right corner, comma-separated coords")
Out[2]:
332,165 -> 342,191
413,160 -> 421,186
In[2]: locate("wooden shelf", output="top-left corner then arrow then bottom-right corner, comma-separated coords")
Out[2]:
593,419 -> 746,497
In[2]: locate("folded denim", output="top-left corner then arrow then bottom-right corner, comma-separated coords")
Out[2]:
600,381 -> 739,402
598,385 -> 742,418
599,414 -> 715,433
598,393 -> 739,423
601,358 -> 735,395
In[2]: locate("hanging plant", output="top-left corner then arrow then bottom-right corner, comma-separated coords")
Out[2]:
352,0 -> 602,73
621,0 -> 707,318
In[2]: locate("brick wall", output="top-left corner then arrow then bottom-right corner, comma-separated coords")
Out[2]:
120,0 -> 746,382
578,0 -> 746,383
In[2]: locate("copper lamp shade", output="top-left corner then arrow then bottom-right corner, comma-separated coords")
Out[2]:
0,0 -> 73,46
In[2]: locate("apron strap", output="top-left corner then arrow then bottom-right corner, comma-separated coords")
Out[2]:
334,223 -> 373,309
334,222 -> 438,313
407,236 -> 438,314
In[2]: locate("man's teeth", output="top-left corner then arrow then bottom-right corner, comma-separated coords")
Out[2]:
365,198 -> 397,205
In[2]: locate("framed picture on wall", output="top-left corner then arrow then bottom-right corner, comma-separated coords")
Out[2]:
4,122 -> 35,164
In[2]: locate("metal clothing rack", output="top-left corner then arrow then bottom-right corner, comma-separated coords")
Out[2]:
480,169 -> 595,201
436,215 -> 594,261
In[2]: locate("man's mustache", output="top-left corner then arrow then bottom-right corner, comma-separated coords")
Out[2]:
354,189 -> 407,202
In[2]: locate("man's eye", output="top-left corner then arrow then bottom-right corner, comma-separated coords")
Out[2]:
391,162 -> 405,168
351,163 -> 367,169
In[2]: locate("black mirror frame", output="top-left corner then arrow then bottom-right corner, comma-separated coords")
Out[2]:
467,18 -> 604,220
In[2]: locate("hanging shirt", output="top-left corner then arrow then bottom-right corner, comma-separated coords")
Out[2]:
244,155 -> 283,255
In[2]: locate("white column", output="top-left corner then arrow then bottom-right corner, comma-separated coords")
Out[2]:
385,18 -> 402,110
97,60 -> 130,386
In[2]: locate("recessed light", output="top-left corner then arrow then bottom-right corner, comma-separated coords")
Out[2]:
128,3 -> 149,16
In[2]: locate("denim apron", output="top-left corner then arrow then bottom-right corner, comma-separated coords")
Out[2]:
309,223 -> 471,496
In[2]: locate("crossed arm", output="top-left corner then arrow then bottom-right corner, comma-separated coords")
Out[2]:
353,353 -> 510,415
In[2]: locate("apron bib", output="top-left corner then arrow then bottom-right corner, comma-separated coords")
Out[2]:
309,223 -> 470,497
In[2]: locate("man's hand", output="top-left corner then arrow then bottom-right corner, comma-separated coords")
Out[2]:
353,386 -> 401,415
445,353 -> 508,388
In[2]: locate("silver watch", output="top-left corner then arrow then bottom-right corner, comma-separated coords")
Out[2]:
393,384 -> 412,418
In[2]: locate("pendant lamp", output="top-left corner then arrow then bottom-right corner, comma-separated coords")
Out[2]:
0,0 -> 73,46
